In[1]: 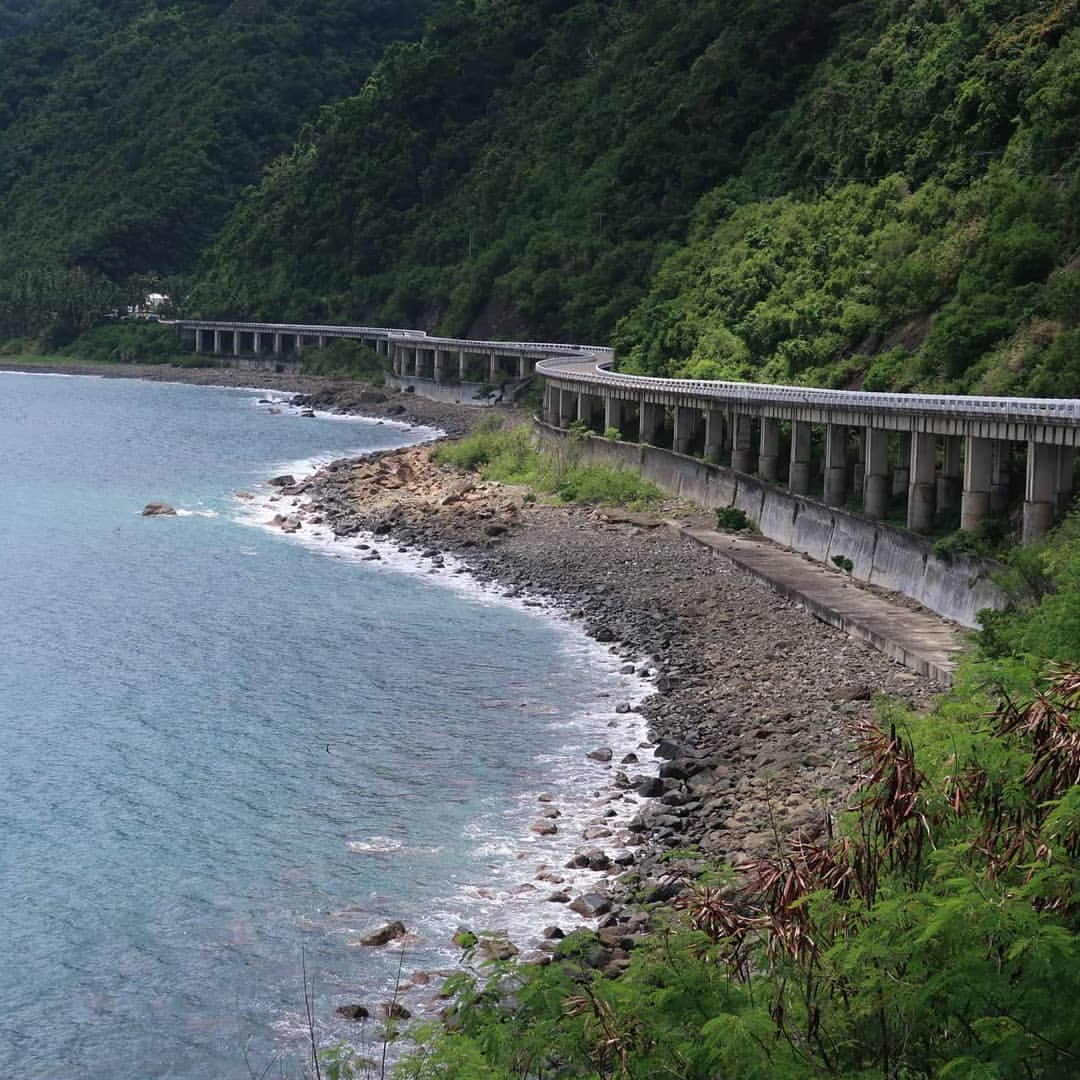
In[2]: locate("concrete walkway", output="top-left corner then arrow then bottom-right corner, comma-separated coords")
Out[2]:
676,525 -> 970,684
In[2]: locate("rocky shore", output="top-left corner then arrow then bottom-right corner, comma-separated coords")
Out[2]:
258,417 -> 945,968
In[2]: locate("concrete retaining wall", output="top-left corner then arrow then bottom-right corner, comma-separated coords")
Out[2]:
535,422 -> 1003,628
388,375 -> 492,406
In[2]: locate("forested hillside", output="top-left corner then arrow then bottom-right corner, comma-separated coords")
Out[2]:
0,1 -> 62,40
194,0 -> 1080,396
0,0 -> 431,343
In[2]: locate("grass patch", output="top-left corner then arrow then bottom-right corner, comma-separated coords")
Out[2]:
433,418 -> 661,507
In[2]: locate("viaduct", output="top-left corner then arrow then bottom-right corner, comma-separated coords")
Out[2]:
175,319 -> 1080,548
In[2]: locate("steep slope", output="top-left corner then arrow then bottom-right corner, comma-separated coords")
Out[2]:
195,0 -> 1080,397
0,0 -> 431,341
614,1 -> 1080,396
192,0 -> 845,338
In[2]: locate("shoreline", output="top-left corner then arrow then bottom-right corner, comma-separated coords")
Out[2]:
15,359 -> 945,983
245,392 -> 945,950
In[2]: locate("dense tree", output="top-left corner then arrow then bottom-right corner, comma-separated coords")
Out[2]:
0,0 -> 432,340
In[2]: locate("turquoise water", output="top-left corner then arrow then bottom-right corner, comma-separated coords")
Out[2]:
0,374 -> 644,1078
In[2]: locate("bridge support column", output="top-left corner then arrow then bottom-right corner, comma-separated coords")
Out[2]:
704,410 -> 726,463
960,435 -> 993,532
731,414 -> 754,473
434,349 -> 447,383
863,427 -> 890,519
318,335 -> 328,349
673,406 -> 700,455
639,402 -> 664,446
991,441 -> 1012,513
907,432 -> 938,533
456,349 -> 465,382
194,329 -> 204,353
892,432 -> 911,496
489,352 -> 499,382
852,431 -> 865,499
558,388 -> 576,428
937,436 -> 962,512
273,332 -> 283,355
253,332 -> 263,353
1023,440 -> 1058,541
789,421 -> 812,495
1057,447 -> 1076,513
213,330 -> 223,354
823,424 -> 848,507
517,354 -> 530,379
295,334 -> 304,355
604,397 -> 625,436
758,418 -> 780,482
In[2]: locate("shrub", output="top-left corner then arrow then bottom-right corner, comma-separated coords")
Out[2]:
716,507 -> 751,531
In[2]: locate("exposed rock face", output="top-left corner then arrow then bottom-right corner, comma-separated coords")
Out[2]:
141,502 -> 177,516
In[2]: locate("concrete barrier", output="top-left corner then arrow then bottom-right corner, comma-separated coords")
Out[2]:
534,422 -> 1003,628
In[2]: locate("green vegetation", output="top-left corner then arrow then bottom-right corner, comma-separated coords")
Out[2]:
432,419 -> 661,508
387,509 -> 1080,1079
0,0 -> 432,344
194,0 -> 1079,399
299,340 -> 388,383
55,322 -> 195,366
715,507 -> 752,532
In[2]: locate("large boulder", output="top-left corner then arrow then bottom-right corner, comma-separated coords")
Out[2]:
141,502 -> 176,516
360,920 -> 407,946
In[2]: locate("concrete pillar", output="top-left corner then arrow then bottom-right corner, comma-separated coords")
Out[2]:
673,406 -> 700,455
318,335 -> 328,349
892,432 -> 911,496
434,349 -> 446,383
253,332 -> 262,353
213,330 -> 223,355
489,352 -> 499,382
907,432 -> 938,533
604,397 -> 624,436
458,349 -> 467,382
758,418 -> 781,482
704,410 -> 726,463
960,435 -> 994,532
273,332 -> 283,355
517,354 -> 529,379
851,430 -> 865,499
823,424 -> 849,507
731,413 -> 754,473
558,388 -> 576,428
1023,440 -> 1058,541
639,401 -> 664,446
194,328 -> 204,353
789,421 -> 812,495
295,334 -> 304,355
863,427 -> 890,520
1057,447 -> 1076,514
990,440 -> 1011,513
937,435 -> 962,512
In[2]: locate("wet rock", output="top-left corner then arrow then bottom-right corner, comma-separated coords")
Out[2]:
383,1002 -> 411,1021
336,1004 -> 370,1021
141,502 -> 177,516
360,920 -> 407,946
569,893 -> 612,918
636,777 -> 665,798
587,747 -> 613,763
530,821 -> 558,836
268,475 -> 295,487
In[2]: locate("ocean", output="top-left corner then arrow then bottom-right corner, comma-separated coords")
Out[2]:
0,373 -> 647,1078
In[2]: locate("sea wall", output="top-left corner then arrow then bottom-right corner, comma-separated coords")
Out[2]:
388,375 -> 492,405
534,422 -> 1004,629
